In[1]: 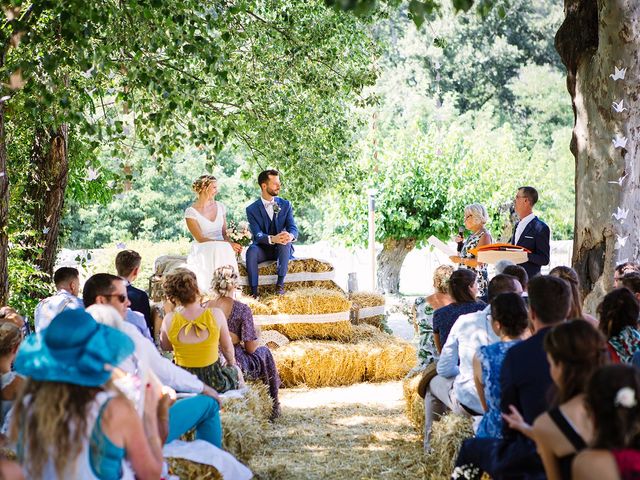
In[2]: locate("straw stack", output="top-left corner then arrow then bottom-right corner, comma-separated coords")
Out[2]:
244,288 -> 353,341
167,459 -> 223,480
425,414 -> 474,478
274,324 -> 416,388
402,372 -> 425,434
349,291 -> 386,329
238,258 -> 333,277
220,381 -> 272,463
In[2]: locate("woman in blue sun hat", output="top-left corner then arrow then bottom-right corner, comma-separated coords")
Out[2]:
10,308 -> 164,479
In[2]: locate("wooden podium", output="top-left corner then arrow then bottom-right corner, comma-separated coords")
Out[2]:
470,243 -> 530,265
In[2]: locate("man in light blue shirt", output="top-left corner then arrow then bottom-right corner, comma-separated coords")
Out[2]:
34,267 -> 84,332
424,274 -> 522,450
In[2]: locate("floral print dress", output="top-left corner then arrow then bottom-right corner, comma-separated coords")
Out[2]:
460,229 -> 489,298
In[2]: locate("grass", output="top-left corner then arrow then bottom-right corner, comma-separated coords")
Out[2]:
66,238 -> 191,291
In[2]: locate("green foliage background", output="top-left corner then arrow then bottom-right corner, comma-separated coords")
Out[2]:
3,0 -> 576,311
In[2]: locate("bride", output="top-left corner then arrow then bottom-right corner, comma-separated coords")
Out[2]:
185,175 -> 242,292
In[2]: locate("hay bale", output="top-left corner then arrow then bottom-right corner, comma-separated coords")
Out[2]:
425,414 -> 474,479
240,280 -> 343,297
243,288 -> 353,341
238,258 -> 333,277
402,372 -> 425,434
260,321 -> 353,342
274,325 -> 416,388
223,381 -> 273,421
220,382 -> 272,463
168,458 -> 223,480
350,291 -> 386,329
243,288 -> 350,315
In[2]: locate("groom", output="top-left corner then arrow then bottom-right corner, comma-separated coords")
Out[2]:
246,169 -> 298,297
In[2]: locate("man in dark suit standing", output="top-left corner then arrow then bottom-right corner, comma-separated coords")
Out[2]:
453,275 -> 571,479
246,170 -> 298,297
115,249 -> 153,337
510,186 -> 550,279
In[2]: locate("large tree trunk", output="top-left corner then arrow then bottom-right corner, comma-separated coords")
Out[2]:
26,125 -> 69,276
556,0 -> 639,313
376,237 -> 416,294
0,105 -> 8,305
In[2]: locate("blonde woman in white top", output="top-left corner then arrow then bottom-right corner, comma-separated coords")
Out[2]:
185,175 -> 241,291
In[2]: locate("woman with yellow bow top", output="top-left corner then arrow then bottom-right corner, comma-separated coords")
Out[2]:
160,269 -> 243,392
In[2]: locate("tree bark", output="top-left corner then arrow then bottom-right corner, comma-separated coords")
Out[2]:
26,125 -> 69,276
556,0 -> 639,313
0,104 -> 9,305
376,237 -> 416,294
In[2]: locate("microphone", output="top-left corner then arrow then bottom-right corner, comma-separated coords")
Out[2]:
457,226 -> 464,253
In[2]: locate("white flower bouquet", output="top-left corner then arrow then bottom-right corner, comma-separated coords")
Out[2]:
227,220 -> 252,247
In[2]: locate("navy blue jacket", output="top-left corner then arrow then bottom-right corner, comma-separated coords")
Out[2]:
246,197 -> 298,255
126,284 -> 153,335
510,216 -> 550,279
495,327 -> 555,478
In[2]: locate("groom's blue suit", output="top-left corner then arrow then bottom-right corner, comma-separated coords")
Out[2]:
245,197 -> 298,291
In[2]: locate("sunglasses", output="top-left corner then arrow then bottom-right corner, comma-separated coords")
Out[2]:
102,293 -> 128,303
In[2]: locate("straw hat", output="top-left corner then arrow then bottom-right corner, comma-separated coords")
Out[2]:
14,309 -> 134,387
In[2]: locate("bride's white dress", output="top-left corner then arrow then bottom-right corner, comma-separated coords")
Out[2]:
185,203 -> 238,292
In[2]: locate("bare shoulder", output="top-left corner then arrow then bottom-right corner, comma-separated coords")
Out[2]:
531,412 -> 558,442
573,450 -> 618,480
210,306 -> 227,324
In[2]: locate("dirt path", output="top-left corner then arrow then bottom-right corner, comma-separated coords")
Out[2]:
249,381 -> 426,480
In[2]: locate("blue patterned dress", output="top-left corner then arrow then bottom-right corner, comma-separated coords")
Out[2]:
476,340 -> 521,438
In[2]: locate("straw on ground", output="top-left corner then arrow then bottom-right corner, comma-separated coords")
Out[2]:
249,381 -> 427,480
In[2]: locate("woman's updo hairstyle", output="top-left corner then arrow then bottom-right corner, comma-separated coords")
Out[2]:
192,175 -> 217,195
490,292 -> 528,338
211,265 -> 239,298
433,265 -> 454,294
586,364 -> 640,450
163,268 -> 200,305
0,322 -> 22,356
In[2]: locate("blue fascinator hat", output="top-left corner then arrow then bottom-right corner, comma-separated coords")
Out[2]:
14,308 -> 134,387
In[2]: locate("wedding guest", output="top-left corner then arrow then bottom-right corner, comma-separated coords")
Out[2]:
503,264 -> 529,292
0,307 -> 25,331
495,259 -> 515,275
572,365 -> 640,480
83,273 -> 152,341
207,265 -> 282,419
510,186 -> 551,279
0,323 -> 23,428
501,320 -> 608,480
450,203 -> 493,298
82,286 -> 220,400
116,249 -> 153,336
160,269 -> 243,392
452,275 -> 571,479
415,265 -> 454,366
34,267 -> 83,332
597,288 -> 640,364
550,266 -> 597,325
430,274 -> 523,436
474,292 -> 529,438
88,305 -> 223,448
185,174 -> 241,292
11,309 -> 164,479
432,269 -> 485,352
620,272 -> 640,303
614,262 -> 640,288
246,169 -> 298,297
